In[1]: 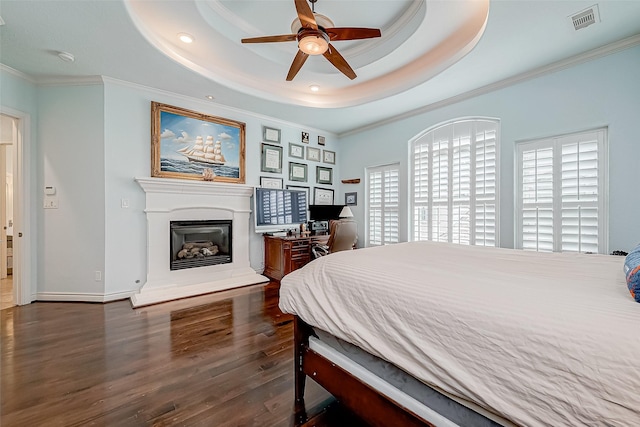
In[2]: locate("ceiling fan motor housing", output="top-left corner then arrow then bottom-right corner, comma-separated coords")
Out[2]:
290,13 -> 334,33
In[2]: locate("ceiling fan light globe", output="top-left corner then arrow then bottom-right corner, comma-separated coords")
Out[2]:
299,35 -> 328,55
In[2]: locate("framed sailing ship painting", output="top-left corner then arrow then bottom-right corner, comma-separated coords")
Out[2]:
151,102 -> 246,183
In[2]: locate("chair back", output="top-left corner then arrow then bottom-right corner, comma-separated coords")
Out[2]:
327,220 -> 358,253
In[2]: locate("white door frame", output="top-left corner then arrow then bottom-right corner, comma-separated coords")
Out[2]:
1,108 -> 33,305
0,143 -> 7,279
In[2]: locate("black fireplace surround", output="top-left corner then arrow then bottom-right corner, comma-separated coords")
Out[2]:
170,220 -> 232,271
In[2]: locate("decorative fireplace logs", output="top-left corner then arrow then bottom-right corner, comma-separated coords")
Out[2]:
176,241 -> 219,259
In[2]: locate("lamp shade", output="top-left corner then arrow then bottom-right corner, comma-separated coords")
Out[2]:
339,206 -> 354,218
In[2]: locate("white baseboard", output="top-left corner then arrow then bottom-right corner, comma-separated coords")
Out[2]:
35,290 -> 135,303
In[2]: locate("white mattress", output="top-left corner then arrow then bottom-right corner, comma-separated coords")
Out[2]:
279,241 -> 640,426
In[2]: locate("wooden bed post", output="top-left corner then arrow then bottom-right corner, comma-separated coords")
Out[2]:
293,316 -> 311,424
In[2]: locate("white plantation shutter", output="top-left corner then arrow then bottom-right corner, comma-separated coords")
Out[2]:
521,146 -> 554,252
452,130 -> 471,245
561,137 -> 600,253
383,168 -> 399,243
366,163 -> 399,246
413,143 -> 429,241
475,126 -> 497,246
368,170 -> 383,246
432,137 -> 449,242
516,129 -> 607,253
410,119 -> 499,246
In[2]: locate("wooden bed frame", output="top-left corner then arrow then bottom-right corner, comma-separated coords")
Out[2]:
293,316 -> 434,427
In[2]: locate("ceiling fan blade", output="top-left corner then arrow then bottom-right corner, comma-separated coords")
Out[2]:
241,34 -> 297,44
287,50 -> 310,81
325,27 -> 381,41
294,0 -> 317,30
323,44 -> 356,80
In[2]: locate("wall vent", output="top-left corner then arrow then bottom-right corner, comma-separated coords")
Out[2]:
570,5 -> 600,31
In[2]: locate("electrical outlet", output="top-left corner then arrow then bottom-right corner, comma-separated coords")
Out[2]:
95,271 -> 102,281
121,198 -> 129,208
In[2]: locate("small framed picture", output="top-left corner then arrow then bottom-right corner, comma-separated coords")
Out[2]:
318,135 -> 326,146
314,187 -> 334,205
301,131 -> 310,144
345,192 -> 357,206
260,176 -> 283,189
262,125 -> 281,143
289,143 -> 304,159
289,162 -> 308,182
307,147 -> 321,162
261,143 -> 282,174
323,149 -> 335,164
316,166 -> 333,185
287,184 -> 310,203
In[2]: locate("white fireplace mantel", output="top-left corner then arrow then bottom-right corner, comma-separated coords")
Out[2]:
131,177 -> 268,307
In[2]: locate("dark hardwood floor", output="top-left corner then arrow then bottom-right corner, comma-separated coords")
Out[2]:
0,282 -> 369,426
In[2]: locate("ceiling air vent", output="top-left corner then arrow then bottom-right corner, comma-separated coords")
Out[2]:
570,5 -> 600,31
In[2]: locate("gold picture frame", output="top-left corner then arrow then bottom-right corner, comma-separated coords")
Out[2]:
151,102 -> 246,183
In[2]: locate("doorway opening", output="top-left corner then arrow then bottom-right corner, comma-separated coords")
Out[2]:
1,114 -> 16,310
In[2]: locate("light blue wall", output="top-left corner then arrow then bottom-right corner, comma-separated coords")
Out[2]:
339,45 -> 640,252
37,84 -> 106,296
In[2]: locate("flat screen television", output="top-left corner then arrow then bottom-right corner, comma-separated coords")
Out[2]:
254,187 -> 309,234
308,204 -> 345,221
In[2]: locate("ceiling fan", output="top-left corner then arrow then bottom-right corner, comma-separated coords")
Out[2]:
241,0 -> 381,81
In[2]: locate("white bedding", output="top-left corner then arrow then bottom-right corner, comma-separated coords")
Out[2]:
279,241 -> 640,426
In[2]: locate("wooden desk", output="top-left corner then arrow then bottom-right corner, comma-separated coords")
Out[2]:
263,234 -> 329,281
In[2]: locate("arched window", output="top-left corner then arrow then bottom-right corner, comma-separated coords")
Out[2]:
410,118 -> 500,246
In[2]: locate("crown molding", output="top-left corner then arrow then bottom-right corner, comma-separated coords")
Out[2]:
341,33 -> 640,137
101,75 -> 338,138
36,75 -> 105,87
0,63 -> 37,84
0,65 -> 104,87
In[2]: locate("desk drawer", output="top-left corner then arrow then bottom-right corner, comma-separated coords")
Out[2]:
291,239 -> 310,248
291,247 -> 309,259
290,257 -> 309,272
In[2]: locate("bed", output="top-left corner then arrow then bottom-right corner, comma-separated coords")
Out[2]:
278,241 -> 640,426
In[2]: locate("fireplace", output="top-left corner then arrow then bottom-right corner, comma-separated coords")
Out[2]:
170,220 -> 232,270
131,177 -> 269,308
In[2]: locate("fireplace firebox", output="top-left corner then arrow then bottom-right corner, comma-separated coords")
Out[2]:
170,220 -> 232,271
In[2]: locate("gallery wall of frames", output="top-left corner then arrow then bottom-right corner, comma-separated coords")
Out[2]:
259,125 -> 337,205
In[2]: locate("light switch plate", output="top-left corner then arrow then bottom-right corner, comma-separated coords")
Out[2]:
44,198 -> 59,209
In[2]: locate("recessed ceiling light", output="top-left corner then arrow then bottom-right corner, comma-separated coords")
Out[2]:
178,33 -> 194,44
205,95 -> 215,100
309,85 -> 320,92
57,51 -> 75,63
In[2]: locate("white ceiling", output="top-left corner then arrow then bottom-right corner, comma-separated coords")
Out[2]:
1,0 -> 639,135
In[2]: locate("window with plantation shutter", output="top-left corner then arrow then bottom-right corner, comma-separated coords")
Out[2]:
410,119 -> 499,246
366,163 -> 399,246
516,128 -> 607,254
